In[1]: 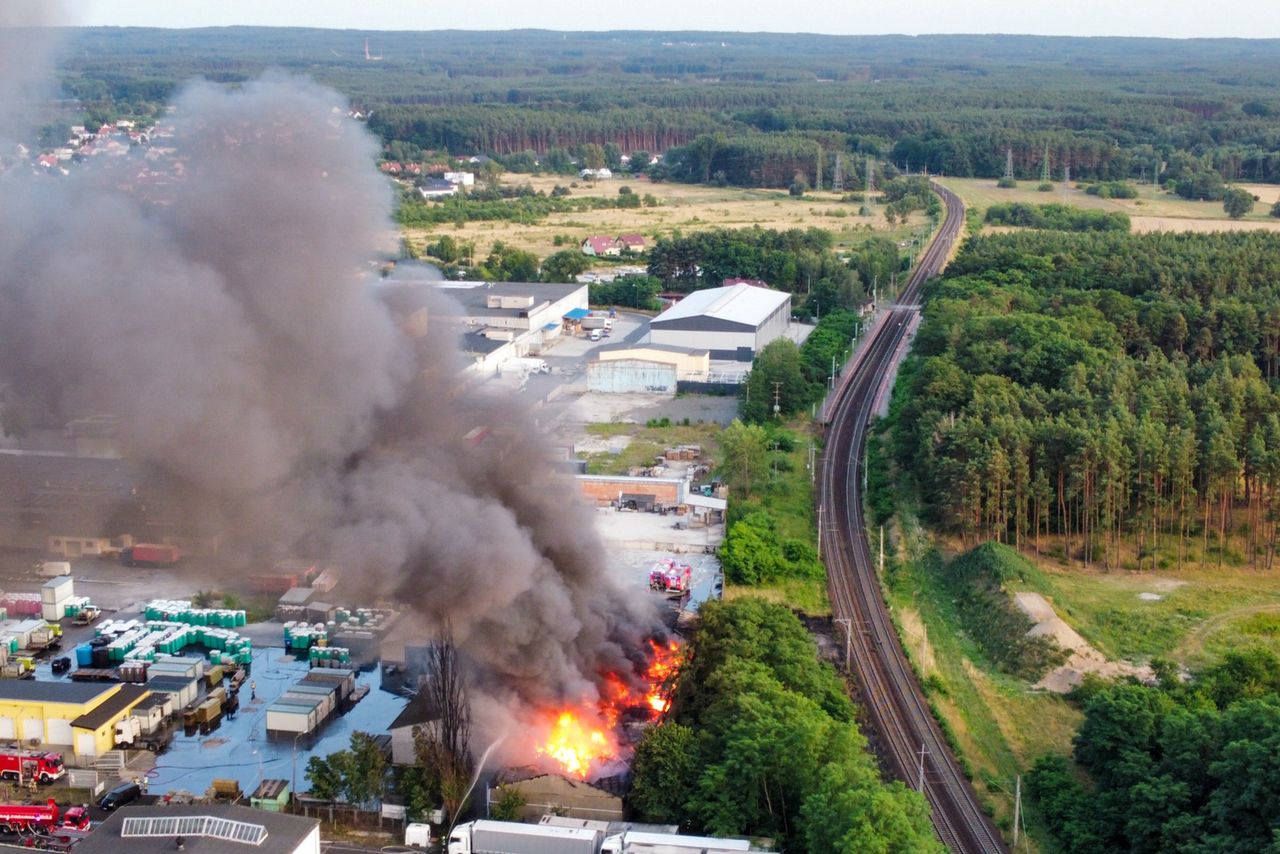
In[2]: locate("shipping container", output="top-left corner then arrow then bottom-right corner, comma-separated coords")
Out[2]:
265,699 -> 321,734
300,668 -> 356,703
145,675 -> 198,709
40,576 -> 74,605
122,544 -> 181,568
283,683 -> 336,720
38,562 -> 71,579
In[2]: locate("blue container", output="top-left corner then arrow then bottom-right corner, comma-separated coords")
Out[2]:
75,644 -> 93,667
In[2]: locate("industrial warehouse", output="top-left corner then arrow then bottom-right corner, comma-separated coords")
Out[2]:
646,282 -> 792,361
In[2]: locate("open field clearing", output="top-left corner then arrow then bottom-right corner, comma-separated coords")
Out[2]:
402,173 -> 930,259
1130,216 -> 1280,233
939,175 -> 1280,233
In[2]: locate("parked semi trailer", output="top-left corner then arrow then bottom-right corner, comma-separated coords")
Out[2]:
448,820 -> 603,854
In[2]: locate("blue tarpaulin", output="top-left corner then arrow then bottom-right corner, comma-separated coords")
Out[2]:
563,307 -> 591,320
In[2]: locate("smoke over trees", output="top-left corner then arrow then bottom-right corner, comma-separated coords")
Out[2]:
0,16 -> 655,763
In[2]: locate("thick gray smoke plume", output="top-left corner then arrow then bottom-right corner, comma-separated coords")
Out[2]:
0,27 -> 656,761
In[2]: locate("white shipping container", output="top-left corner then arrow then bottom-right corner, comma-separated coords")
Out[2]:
41,575 -> 74,604
39,562 -> 72,578
145,676 -> 199,710
265,701 -> 319,734
41,602 -> 65,622
283,684 -> 335,720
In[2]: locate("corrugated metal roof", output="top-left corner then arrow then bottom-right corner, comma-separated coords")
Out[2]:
650,284 -> 789,327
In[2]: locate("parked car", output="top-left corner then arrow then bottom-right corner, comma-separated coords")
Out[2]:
98,782 -> 141,811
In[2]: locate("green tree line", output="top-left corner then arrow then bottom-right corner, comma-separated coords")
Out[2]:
894,230 -> 1280,570
1029,648 -> 1280,853
630,599 -> 940,853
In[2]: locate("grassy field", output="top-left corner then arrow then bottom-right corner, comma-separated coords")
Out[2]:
883,494 -> 1280,848
580,420 -> 721,475
883,503 -> 1078,850
402,174 -> 931,260
939,176 -> 1280,234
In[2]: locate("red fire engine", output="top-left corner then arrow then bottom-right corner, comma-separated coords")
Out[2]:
0,753 -> 65,785
0,799 -> 89,834
648,558 -> 693,595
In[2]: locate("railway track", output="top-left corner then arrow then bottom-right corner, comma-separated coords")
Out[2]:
818,183 -> 1007,853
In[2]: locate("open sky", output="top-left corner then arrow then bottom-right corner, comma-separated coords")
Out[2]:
76,1 -> 1280,40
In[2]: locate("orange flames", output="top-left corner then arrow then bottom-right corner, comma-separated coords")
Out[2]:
535,638 -> 683,779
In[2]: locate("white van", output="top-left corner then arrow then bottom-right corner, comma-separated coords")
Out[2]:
589,329 -> 602,341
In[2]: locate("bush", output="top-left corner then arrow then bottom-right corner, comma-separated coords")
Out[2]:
943,543 -> 1069,680
1084,181 -> 1139,199
996,177 -> 1018,189
1038,182 -> 1054,192
984,202 -> 1129,232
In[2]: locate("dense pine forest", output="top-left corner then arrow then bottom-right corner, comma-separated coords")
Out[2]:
893,230 -> 1280,570
52,29 -> 1280,188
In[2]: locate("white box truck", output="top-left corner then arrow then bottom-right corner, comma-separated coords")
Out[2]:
404,823 -> 433,848
448,820 -> 603,854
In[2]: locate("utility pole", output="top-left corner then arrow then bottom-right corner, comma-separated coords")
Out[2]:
772,381 -> 782,420
866,155 -> 875,195
879,525 -> 884,573
817,505 -> 824,559
917,744 -> 928,792
1040,142 -> 1051,184
834,617 -> 852,670
1013,775 -> 1022,848
832,152 -> 844,192
1004,147 -> 1015,181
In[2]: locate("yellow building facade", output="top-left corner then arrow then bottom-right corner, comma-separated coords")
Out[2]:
0,682 -> 150,760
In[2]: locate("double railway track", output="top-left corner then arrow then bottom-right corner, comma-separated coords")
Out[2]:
818,184 -> 1007,853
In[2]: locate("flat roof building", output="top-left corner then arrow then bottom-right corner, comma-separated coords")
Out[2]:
647,283 -> 791,361
76,803 -> 321,854
0,681 -> 151,759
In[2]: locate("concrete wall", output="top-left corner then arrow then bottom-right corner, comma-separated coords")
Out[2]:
505,775 -> 624,823
587,359 -> 676,395
577,476 -> 684,506
595,347 -> 709,376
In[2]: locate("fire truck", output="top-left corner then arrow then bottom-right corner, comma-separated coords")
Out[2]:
648,558 -> 693,595
0,799 -> 90,834
0,753 -> 65,785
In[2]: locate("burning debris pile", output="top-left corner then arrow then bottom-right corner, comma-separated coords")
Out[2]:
0,12 -> 662,769
536,639 -> 683,779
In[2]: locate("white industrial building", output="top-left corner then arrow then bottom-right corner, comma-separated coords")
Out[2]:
587,343 -> 711,394
647,283 -> 791,361
378,269 -> 588,373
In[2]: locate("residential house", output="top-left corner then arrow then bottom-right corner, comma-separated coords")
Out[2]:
419,179 -> 459,199
444,171 -> 475,186
616,233 -> 646,252
581,236 -> 621,257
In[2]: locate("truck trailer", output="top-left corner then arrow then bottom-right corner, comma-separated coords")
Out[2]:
600,832 -> 752,854
121,543 -> 181,568
448,820 -> 603,854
